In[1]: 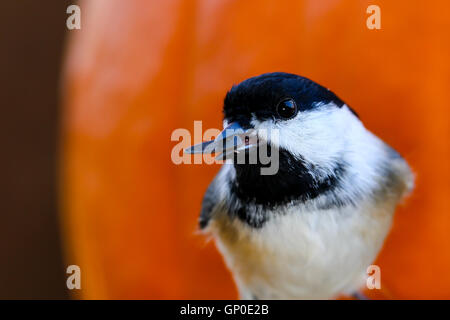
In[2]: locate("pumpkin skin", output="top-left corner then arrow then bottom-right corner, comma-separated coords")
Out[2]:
62,0 -> 450,299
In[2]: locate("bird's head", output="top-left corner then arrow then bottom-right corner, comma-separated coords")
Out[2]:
222,71 -> 359,163
186,72 -> 367,207
187,72 -> 360,169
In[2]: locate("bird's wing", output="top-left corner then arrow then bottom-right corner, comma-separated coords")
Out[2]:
384,144 -> 415,198
199,166 -> 228,229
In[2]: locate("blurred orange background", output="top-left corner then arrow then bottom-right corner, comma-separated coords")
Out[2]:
61,0 -> 450,299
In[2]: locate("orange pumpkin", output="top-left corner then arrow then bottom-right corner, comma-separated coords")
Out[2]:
62,0 -> 450,299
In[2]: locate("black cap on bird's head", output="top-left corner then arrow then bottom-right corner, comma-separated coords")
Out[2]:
223,72 -> 347,128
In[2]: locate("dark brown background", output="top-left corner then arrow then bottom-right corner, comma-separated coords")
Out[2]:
0,1 -> 70,299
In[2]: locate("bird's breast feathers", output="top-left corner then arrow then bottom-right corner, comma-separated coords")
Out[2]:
208,193 -> 397,299
201,127 -> 413,299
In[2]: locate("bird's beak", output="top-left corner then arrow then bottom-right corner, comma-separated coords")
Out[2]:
184,122 -> 257,160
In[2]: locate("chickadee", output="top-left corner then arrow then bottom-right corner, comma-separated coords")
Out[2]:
185,72 -> 413,299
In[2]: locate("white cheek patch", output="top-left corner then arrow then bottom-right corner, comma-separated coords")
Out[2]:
252,104 -> 361,168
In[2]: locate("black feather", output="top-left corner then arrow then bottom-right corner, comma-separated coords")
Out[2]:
223,72 -> 358,124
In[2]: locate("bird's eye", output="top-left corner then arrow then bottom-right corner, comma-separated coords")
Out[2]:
276,98 -> 298,119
